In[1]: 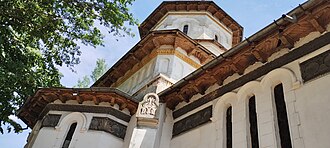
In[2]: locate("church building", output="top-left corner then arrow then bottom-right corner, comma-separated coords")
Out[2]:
18,0 -> 330,147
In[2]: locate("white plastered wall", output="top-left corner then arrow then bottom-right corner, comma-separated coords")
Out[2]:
169,67 -> 303,148
117,48 -> 198,96
117,58 -> 157,95
153,12 -> 233,50
168,30 -> 330,148
32,111 -> 128,148
288,44 -> 330,148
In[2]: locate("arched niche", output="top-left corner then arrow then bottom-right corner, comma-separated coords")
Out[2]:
159,58 -> 170,75
237,81 -> 262,107
261,68 -> 299,92
56,112 -> 88,132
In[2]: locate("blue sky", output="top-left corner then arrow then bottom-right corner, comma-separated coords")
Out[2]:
1,0 -> 306,147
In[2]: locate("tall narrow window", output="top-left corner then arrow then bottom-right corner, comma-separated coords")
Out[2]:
249,96 -> 259,148
226,106 -> 232,148
62,122 -> 77,148
215,35 -> 218,42
183,25 -> 189,34
274,84 -> 292,148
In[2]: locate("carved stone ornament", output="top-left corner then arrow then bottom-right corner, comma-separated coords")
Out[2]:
173,106 -> 212,137
136,93 -> 160,127
137,93 -> 159,118
41,114 -> 61,127
89,117 -> 127,139
300,49 -> 330,82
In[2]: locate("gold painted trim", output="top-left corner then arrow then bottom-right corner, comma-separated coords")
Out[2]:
113,49 -> 201,87
173,50 -> 201,69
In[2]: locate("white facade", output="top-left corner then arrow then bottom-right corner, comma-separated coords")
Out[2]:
27,111 -> 127,148
22,1 -> 330,148
28,31 -> 330,148
168,29 -> 330,148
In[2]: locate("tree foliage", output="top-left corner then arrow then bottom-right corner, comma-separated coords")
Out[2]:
74,58 -> 108,88
75,75 -> 91,88
91,58 -> 108,82
0,0 -> 137,133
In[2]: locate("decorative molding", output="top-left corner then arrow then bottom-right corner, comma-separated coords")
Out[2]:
19,88 -> 137,128
172,106 -> 212,137
89,117 -> 127,139
173,50 -> 201,69
112,52 -> 157,87
55,112 -> 88,132
41,114 -> 61,127
136,93 -> 160,127
137,93 -> 159,118
172,31 -> 330,119
41,104 -> 131,123
113,49 -> 201,87
300,49 -> 330,82
94,30 -> 214,88
156,49 -> 175,55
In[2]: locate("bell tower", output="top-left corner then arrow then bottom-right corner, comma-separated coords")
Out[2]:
139,1 -> 243,55
93,1 -> 242,101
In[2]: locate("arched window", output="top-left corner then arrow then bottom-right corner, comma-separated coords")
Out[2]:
183,25 -> 189,34
215,35 -> 218,42
249,96 -> 259,148
226,106 -> 232,148
274,84 -> 292,148
62,122 -> 77,148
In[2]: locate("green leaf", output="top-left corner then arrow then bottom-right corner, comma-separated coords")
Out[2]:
74,58 -> 108,88
0,0 -> 137,134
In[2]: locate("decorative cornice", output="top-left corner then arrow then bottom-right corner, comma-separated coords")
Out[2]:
40,104 -> 132,123
93,30 -> 215,87
112,49 -> 202,87
18,87 -> 138,128
173,50 -> 202,69
138,1 -> 243,45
